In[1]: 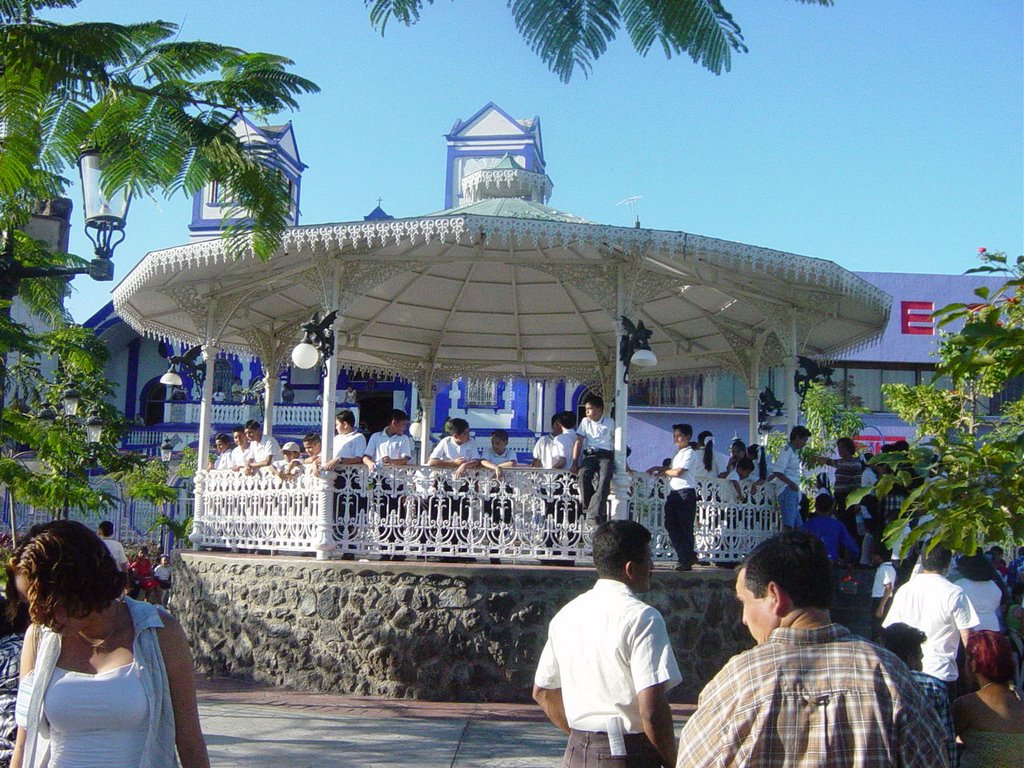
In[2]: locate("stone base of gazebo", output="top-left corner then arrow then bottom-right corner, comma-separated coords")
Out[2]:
174,552 -> 751,704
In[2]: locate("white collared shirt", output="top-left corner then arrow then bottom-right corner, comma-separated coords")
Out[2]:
668,446 -> 699,491
250,435 -> 283,464
534,579 -> 681,733
578,416 -> 614,451
429,435 -> 476,462
533,435 -> 564,469
333,431 -> 367,461
771,443 -> 803,485
481,447 -> 514,465
230,444 -> 252,469
213,451 -> 233,471
556,429 -> 577,465
364,429 -> 412,465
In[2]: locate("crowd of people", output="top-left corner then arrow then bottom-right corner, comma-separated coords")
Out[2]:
535,523 -> 1024,768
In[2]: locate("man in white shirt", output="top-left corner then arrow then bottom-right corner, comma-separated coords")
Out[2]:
211,432 -> 234,471
647,424 -> 700,572
325,409 -> 367,470
553,412 -> 578,472
534,520 -> 680,768
363,409 -> 413,560
757,425 -> 810,530
97,520 -> 130,577
882,544 -> 980,691
229,425 -> 251,471
362,409 -> 413,470
428,417 -> 480,478
533,416 -> 565,470
481,429 -> 517,477
243,419 -> 282,474
572,397 -> 615,524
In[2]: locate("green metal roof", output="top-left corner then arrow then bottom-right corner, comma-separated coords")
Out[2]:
427,197 -> 592,223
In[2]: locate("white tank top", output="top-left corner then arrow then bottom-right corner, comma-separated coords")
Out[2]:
45,662 -> 149,767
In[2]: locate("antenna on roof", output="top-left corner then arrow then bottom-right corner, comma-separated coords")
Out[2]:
617,196 -> 642,228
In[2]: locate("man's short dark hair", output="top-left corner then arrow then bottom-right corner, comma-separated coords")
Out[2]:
555,411 -> 576,430
592,520 -> 651,579
920,544 -> 952,573
336,409 -> 356,427
97,521 -> 114,537
244,419 -> 261,431
584,395 -> 604,410
232,425 -> 245,435
877,622 -> 926,666
388,409 -> 409,424
449,417 -> 470,436
303,432 -> 320,444
214,432 -> 231,444
790,426 -> 811,441
491,429 -> 509,442
742,530 -> 833,611
672,423 -> 693,438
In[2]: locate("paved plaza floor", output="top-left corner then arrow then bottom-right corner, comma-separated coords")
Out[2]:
196,679 -> 696,767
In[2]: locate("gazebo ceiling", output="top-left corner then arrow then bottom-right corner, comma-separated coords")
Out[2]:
112,212 -> 890,392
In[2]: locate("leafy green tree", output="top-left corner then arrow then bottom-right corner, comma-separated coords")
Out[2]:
367,0 -> 833,82
1,0 -> 316,519
799,380 -> 866,492
1,0 -> 318,262
850,250 -> 1024,554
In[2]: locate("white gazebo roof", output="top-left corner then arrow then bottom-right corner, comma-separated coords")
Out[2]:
113,204 -> 890,394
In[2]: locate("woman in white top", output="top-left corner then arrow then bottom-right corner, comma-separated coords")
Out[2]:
957,553 -> 1007,632
6,520 -> 208,768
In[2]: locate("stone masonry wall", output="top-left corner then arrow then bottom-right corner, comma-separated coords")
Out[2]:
174,553 -> 753,703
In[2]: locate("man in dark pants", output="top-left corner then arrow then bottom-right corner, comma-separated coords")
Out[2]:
647,424 -> 699,572
571,396 -> 615,524
534,520 -> 680,768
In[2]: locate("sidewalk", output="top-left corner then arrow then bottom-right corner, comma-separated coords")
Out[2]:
196,678 -> 696,767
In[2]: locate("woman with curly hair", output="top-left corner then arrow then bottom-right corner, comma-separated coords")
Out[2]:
953,629 -> 1024,767
6,520 -> 208,768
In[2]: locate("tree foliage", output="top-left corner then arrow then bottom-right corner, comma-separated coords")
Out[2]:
0,0 -> 319,259
850,250 -> 1024,554
366,0 -> 833,82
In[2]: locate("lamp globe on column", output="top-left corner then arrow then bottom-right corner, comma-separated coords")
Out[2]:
291,341 -> 320,370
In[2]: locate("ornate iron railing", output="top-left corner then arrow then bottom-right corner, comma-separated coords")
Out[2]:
191,467 -> 780,563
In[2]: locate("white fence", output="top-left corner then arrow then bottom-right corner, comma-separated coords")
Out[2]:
192,467 -> 780,563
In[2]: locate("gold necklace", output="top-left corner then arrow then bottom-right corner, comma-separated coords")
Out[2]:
78,602 -> 129,655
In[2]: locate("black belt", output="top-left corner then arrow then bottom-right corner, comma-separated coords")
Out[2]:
583,448 -> 614,457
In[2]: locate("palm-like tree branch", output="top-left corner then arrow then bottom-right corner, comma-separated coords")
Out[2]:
366,0 -> 833,82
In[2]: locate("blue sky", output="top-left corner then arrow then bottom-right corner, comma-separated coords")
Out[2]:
55,1 -> 1023,323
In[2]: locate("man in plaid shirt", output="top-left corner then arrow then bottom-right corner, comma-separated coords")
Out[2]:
677,531 -> 950,767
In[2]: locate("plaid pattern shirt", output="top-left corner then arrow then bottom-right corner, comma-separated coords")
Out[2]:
911,670 -> 957,767
677,624 -> 950,768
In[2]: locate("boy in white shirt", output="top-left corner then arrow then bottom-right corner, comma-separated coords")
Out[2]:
211,433 -> 234,470
572,397 -> 615,524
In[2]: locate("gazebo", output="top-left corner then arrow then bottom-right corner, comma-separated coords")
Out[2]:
112,160 -> 890,561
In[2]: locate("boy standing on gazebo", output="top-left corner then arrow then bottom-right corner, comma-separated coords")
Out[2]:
572,396 -> 615,524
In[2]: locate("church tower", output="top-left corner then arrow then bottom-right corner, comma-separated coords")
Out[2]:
444,103 -> 546,209
188,113 -> 305,241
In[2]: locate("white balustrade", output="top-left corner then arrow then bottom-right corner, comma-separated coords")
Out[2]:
191,466 -> 780,562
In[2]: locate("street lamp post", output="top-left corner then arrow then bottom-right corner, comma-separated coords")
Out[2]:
0,149 -> 132,450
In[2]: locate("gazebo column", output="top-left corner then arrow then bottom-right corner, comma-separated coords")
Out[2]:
196,343 -> 220,471
746,387 -> 759,445
783,311 -> 799,434
418,400 -> 433,465
610,266 -> 631,521
263,374 -> 277,436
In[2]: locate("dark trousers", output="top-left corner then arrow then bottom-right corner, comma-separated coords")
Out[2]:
664,488 -> 697,566
580,450 -> 614,523
562,729 -> 661,768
